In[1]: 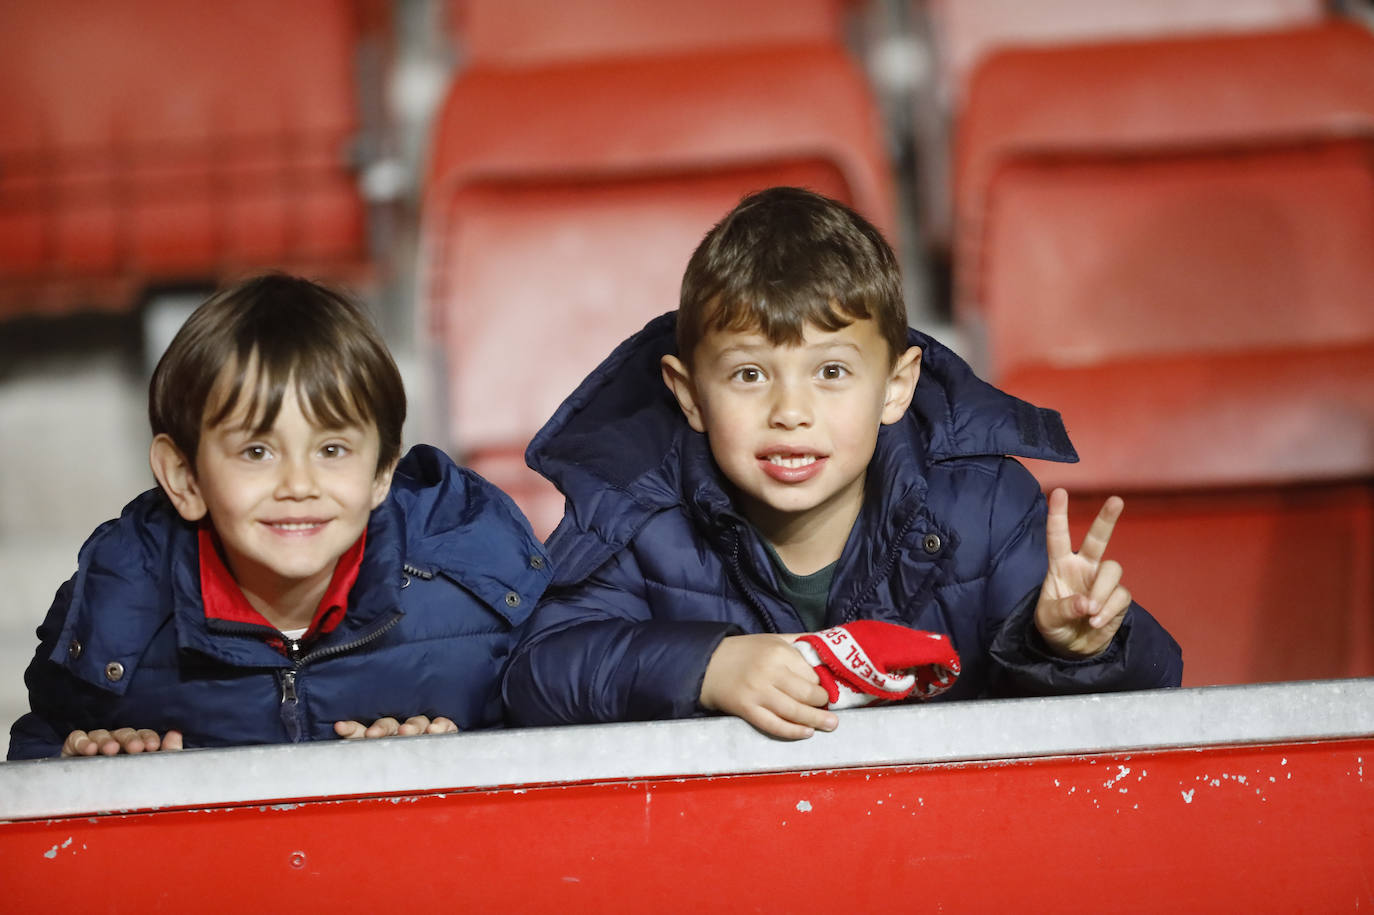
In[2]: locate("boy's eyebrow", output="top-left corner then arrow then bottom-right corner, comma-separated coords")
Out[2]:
712,342 -> 769,361
809,340 -> 864,355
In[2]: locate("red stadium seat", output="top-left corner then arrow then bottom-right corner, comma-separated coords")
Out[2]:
449,0 -> 851,66
912,1 -> 1326,248
420,45 -> 895,537
926,0 -> 1325,108
952,24 -> 1374,687
980,141 -> 1374,384
954,23 -> 1374,328
0,0 -> 372,318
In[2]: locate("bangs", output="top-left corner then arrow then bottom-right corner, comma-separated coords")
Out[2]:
704,290 -> 873,347
205,344 -> 372,437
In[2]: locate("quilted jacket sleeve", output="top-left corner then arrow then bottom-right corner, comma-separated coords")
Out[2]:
981,460 -> 1183,695
502,545 -> 740,726
8,577 -> 83,760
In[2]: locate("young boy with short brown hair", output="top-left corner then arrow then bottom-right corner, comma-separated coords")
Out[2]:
504,186 -> 1181,738
9,274 -> 551,759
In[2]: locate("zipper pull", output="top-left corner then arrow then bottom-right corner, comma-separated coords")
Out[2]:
279,668 -> 304,742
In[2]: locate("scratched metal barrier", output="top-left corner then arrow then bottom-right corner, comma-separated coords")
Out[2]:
2,679 -> 1371,911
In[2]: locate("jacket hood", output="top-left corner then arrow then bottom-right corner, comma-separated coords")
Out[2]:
381,444 -> 550,622
527,312 -> 1076,584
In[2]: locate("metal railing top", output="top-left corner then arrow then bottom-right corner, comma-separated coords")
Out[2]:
3,678 -> 1372,822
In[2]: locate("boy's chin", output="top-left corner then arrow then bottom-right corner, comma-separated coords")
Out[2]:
738,491 -> 829,523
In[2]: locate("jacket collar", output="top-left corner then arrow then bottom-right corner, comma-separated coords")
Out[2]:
169,495 -> 404,668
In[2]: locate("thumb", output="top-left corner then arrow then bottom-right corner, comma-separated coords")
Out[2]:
1039,592 -> 1096,629
162,730 -> 184,751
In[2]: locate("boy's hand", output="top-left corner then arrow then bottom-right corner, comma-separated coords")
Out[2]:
333,716 -> 459,739
61,728 -> 183,757
700,634 -> 838,740
1035,488 -> 1132,658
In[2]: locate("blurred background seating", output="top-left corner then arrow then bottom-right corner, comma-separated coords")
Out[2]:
0,0 -> 385,321
446,0 -> 852,65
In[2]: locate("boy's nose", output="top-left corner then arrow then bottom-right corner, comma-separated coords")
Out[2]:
768,381 -> 813,429
275,457 -> 320,499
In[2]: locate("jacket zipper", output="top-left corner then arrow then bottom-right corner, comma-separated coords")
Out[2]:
838,510 -> 923,624
277,613 -> 403,741
279,639 -> 305,742
725,526 -> 780,634
718,507 -> 927,630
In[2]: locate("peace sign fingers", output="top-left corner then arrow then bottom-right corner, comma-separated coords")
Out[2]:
1077,494 -> 1125,565
1045,487 -> 1075,563
1037,489 -> 1132,657
1046,488 -> 1124,564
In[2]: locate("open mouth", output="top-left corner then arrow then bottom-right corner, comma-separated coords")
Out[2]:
758,451 -> 827,483
765,454 -> 818,469
266,521 -> 327,532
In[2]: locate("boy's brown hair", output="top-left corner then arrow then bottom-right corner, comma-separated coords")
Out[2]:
677,186 -> 907,364
148,274 -> 406,475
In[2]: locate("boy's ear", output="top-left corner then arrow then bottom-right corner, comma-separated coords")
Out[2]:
149,434 -> 208,522
661,354 -> 707,434
880,346 -> 922,425
370,458 -> 399,510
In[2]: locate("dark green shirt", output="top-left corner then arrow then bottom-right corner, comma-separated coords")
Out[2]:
761,539 -> 836,633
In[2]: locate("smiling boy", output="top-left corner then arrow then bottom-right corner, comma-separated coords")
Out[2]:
503,186 -> 1181,738
9,274 -> 550,759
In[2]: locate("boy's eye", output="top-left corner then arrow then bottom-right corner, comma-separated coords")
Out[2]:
320,443 -> 350,459
242,445 -> 272,462
732,367 -> 764,384
818,363 -> 849,381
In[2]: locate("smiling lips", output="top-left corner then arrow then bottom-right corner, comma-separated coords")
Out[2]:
758,452 -> 827,483
263,519 -> 329,535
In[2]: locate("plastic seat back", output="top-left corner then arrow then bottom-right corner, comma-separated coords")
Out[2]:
954,23 -> 1374,329
928,0 -> 1324,108
451,0 -> 849,65
0,0 -> 369,317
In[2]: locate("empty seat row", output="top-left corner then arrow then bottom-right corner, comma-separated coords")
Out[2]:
0,0 -> 374,318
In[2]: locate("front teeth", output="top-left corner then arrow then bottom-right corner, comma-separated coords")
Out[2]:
767,455 -> 817,468
273,522 -> 321,531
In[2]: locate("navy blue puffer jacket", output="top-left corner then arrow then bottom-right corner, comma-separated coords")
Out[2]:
9,445 -> 552,759
503,314 -> 1181,726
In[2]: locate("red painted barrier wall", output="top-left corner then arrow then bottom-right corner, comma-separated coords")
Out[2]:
3,737 -> 1369,912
